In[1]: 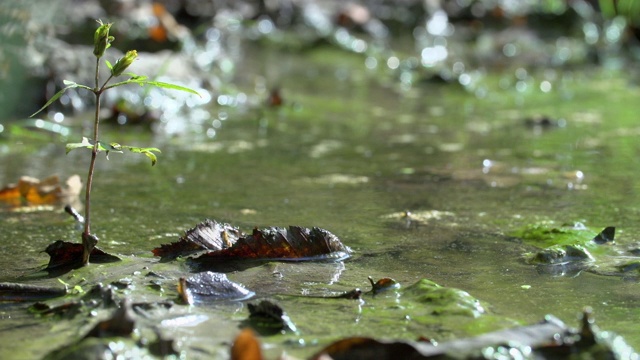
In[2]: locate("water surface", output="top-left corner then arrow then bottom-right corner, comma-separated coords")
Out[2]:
1,45 -> 639,358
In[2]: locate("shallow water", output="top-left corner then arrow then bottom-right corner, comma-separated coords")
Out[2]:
1,44 -> 639,358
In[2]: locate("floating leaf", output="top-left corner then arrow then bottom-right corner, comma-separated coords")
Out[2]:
177,271 -> 254,304
153,219 -> 351,262
152,219 -> 242,259
196,225 -> 351,262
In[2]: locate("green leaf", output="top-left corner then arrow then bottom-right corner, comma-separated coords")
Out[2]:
65,137 -> 94,154
139,80 -> 201,97
121,145 -> 161,166
65,138 -> 160,165
104,76 -> 146,89
105,59 -> 113,70
30,83 -> 78,118
104,78 -> 200,97
65,137 -> 112,154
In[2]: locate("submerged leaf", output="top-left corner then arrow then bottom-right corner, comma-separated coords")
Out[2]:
177,271 -> 254,304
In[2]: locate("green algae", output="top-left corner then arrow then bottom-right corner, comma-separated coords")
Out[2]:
401,279 -> 486,318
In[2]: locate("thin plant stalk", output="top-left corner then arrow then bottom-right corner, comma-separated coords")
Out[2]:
30,20 -> 198,267
81,58 -> 112,265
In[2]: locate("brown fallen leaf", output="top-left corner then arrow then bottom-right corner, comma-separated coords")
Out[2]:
0,175 -> 81,208
231,328 -> 263,360
196,225 -> 351,262
45,240 -> 120,272
153,219 -> 351,262
152,219 -> 242,259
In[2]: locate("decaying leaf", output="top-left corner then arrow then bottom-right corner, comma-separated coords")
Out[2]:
45,240 -> 120,272
197,226 -> 350,261
245,300 -> 298,335
153,219 -> 351,263
177,271 -> 254,304
231,328 -> 263,360
0,175 -> 81,208
152,219 -> 242,259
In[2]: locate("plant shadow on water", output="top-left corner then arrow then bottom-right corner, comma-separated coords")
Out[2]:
2,4 -> 640,359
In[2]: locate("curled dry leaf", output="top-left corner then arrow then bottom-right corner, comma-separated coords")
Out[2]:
177,271 -> 254,304
153,219 -> 351,262
152,219 -> 242,259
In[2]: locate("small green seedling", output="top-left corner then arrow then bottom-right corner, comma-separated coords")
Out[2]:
30,20 -> 199,266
